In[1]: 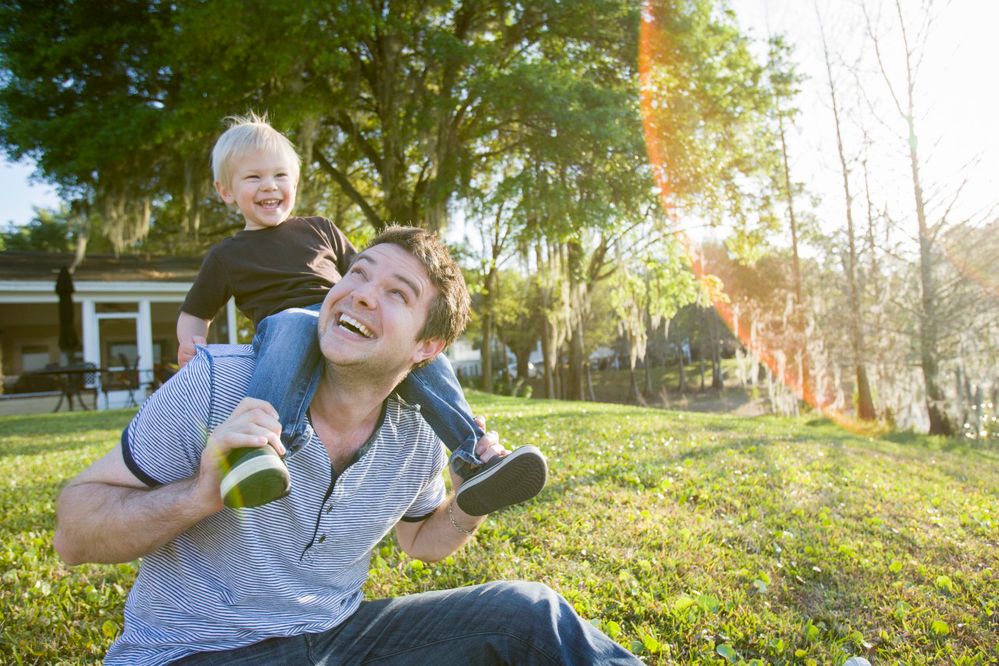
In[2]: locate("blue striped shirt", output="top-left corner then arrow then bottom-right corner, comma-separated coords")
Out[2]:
106,345 -> 447,665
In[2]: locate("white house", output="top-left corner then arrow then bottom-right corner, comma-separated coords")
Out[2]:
0,251 -> 237,413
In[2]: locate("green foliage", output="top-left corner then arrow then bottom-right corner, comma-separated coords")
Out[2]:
0,0 -> 649,252
3,397 -> 996,664
642,0 -> 781,241
1,207 -> 77,253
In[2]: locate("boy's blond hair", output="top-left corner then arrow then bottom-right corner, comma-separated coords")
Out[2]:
211,112 -> 301,189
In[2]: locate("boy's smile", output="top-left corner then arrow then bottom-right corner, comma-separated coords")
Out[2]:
215,148 -> 298,230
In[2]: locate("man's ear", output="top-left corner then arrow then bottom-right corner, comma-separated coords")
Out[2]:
412,338 -> 446,365
214,180 -> 235,204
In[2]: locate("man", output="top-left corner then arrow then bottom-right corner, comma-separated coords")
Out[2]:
54,227 -> 640,665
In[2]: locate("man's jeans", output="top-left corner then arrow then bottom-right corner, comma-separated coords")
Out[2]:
172,581 -> 642,665
247,306 -> 485,465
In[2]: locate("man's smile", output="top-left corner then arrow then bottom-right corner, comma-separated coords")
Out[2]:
337,313 -> 375,339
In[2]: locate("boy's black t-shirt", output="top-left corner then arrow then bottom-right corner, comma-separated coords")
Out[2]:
182,216 -> 357,327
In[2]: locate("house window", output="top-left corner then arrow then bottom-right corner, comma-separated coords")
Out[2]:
22,345 -> 52,372
108,343 -> 138,367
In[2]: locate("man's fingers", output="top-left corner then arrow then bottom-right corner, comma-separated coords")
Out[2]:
230,397 -> 280,420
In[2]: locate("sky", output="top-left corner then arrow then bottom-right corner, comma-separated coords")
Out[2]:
1,157 -> 60,228
2,1 -> 996,233
727,0 -> 998,238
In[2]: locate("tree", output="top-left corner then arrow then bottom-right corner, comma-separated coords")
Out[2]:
865,0 -> 958,434
817,7 -> 876,421
1,0 -> 645,251
765,35 -> 815,406
641,0 -> 781,245
610,231 -> 697,403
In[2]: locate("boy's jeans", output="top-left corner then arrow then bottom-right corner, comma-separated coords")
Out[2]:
173,581 -> 642,665
246,306 -> 486,467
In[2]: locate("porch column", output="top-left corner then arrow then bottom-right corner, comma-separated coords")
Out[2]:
137,299 -> 154,393
81,299 -> 99,366
226,298 -> 238,345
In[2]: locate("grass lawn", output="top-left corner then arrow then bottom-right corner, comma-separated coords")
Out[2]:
2,394 -> 997,664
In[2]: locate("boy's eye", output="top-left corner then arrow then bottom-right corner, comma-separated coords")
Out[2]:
390,289 -> 408,302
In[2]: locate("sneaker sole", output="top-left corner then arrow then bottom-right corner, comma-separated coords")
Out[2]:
455,446 -> 547,516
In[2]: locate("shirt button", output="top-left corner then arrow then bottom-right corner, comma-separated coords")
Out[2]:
318,535 -> 326,544
325,505 -> 332,514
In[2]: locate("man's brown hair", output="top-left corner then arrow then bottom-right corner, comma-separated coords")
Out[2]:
365,226 -> 471,360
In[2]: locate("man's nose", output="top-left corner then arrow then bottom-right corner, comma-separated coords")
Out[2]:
353,281 -> 377,308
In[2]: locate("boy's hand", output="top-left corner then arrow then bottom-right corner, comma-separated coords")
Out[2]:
177,336 -> 207,368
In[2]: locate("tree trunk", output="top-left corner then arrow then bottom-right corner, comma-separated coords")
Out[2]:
775,87 -> 810,401
905,67 -> 950,434
540,316 -> 556,399
819,16 -> 876,421
867,1 -> 952,435
628,364 -> 640,403
710,312 -> 723,389
678,349 -> 687,392
480,317 -> 493,394
479,267 -> 497,393
567,321 -> 585,401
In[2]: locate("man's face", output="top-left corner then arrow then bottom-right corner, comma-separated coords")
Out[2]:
215,148 -> 298,230
317,243 -> 444,376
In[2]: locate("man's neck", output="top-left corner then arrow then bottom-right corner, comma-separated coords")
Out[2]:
308,364 -> 407,469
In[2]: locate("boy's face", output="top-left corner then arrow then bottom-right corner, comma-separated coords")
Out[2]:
215,149 -> 298,230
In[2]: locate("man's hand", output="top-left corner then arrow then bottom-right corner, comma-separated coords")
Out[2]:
177,335 -> 207,368
195,397 -> 284,510
473,415 -> 508,461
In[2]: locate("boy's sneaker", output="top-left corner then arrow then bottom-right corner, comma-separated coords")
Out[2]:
219,447 -> 291,509
455,445 -> 547,516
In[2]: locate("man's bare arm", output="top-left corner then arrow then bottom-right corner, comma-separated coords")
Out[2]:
53,445 -> 219,564
53,399 -> 283,565
394,421 -> 503,562
394,496 -> 486,562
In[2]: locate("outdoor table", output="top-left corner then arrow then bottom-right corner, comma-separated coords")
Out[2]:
25,365 -> 101,412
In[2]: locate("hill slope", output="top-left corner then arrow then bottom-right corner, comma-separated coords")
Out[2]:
2,395 -> 996,664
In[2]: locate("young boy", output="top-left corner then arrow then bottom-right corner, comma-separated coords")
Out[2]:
178,113 -> 546,516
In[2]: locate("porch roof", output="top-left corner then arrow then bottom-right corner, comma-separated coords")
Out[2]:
0,251 -> 202,283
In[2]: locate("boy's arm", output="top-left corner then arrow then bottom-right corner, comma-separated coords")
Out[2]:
177,311 -> 211,367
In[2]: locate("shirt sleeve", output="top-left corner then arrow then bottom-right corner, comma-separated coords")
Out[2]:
401,440 -> 448,521
319,217 -> 357,276
121,352 -> 214,486
181,247 -> 232,321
